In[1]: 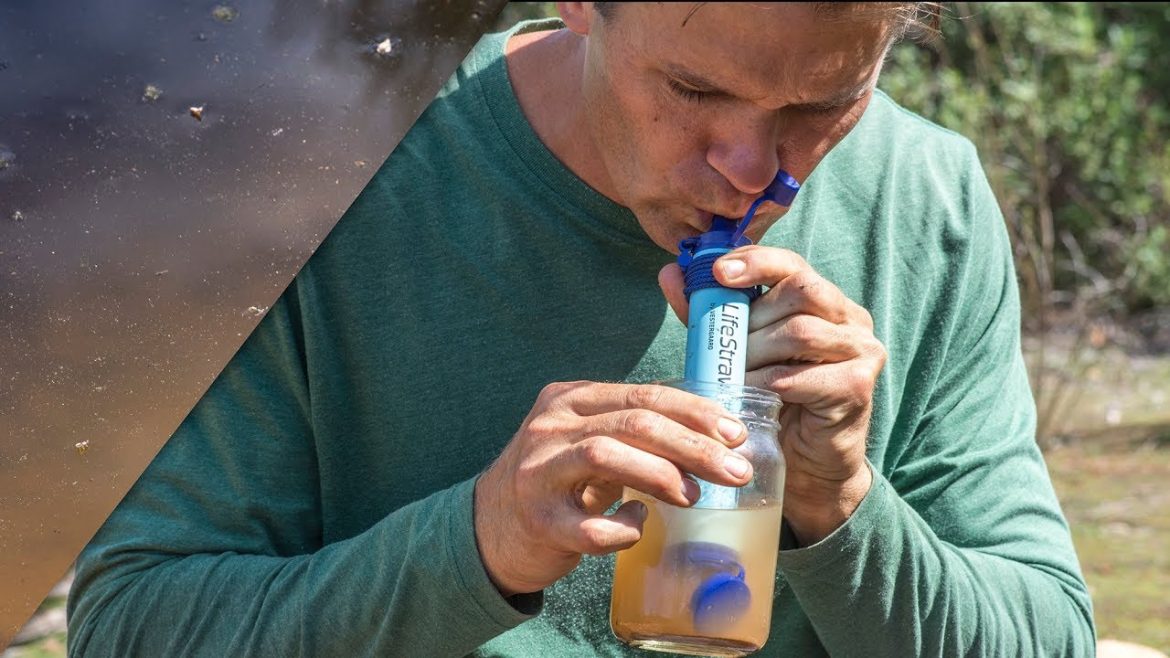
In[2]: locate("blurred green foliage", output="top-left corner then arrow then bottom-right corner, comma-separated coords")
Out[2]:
882,2 -> 1170,321
493,3 -> 1170,318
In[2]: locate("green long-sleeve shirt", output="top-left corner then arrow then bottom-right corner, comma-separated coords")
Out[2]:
68,19 -> 1095,657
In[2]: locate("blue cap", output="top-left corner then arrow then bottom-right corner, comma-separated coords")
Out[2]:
665,541 -> 752,634
692,572 -> 752,634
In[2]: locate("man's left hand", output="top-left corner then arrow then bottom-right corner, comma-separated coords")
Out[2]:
659,244 -> 886,545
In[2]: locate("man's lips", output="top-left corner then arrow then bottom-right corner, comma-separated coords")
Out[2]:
683,200 -> 786,237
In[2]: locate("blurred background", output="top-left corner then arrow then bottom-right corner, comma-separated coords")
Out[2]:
6,2 -> 1168,656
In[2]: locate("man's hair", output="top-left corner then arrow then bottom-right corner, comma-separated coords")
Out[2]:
593,2 -> 943,46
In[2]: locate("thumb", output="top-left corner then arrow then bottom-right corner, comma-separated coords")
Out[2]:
658,262 -> 689,325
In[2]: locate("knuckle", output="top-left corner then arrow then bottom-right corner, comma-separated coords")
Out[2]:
524,413 -> 563,439
626,384 -> 664,410
787,271 -> 818,296
579,437 -> 616,470
622,408 -> 664,438
846,364 -> 877,402
536,381 -> 567,405
762,365 -> 791,391
701,441 -> 728,471
785,315 -> 815,343
856,306 -> 876,329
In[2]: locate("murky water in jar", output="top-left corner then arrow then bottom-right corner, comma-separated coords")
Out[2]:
610,490 -> 783,657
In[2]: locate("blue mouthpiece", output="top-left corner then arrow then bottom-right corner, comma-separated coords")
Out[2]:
676,170 -> 801,289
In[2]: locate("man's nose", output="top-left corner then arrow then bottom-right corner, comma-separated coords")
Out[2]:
705,114 -> 781,199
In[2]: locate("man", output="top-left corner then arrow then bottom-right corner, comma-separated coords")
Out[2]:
68,3 -> 1096,656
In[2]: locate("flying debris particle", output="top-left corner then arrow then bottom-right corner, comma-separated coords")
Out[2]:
369,36 -> 401,59
189,105 -> 205,121
142,84 -> 164,102
211,5 -> 238,22
74,440 -> 90,456
245,305 -> 269,317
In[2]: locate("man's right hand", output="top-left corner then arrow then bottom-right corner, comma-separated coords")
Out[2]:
472,381 -> 753,597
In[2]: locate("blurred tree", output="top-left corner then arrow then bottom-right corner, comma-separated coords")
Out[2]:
881,2 -> 1170,443
883,2 -> 1170,318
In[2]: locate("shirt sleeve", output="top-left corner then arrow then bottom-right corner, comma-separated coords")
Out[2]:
66,280 -> 540,658
776,151 -> 1096,656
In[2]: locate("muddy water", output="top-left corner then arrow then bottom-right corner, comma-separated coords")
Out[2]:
0,0 -> 505,647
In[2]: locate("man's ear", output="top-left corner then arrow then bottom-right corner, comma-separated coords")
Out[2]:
557,3 -> 593,36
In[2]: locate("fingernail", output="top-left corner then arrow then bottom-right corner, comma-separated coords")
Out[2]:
720,258 -> 745,279
717,417 -> 745,442
681,477 -> 701,504
634,500 -> 648,521
724,453 -> 751,479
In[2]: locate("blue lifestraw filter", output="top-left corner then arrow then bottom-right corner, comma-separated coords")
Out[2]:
677,171 -> 801,386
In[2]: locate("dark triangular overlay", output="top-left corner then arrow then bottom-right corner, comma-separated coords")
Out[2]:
0,0 -> 507,649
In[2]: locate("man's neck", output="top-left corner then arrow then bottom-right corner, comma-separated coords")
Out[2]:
504,27 -> 619,204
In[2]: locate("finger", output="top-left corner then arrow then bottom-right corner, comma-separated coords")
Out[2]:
563,383 -> 747,446
747,360 -> 882,421
563,499 -> 648,556
578,482 -> 624,515
569,435 -> 704,507
747,268 -> 852,329
745,314 -> 865,369
586,411 -> 753,487
711,244 -> 808,289
658,263 -> 688,325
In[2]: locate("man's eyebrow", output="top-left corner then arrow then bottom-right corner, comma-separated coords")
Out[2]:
665,67 -> 741,98
665,65 -> 872,109
788,79 -> 873,110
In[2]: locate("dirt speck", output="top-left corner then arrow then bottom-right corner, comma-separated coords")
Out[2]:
369,36 -> 402,60
211,5 -> 238,23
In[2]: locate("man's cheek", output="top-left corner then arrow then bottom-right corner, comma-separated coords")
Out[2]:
781,120 -> 864,180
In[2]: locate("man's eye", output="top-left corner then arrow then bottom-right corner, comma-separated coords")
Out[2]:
668,79 -> 709,104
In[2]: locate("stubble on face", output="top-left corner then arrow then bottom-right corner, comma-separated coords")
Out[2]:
572,2 -> 895,252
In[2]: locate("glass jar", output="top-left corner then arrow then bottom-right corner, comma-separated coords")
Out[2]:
610,380 -> 785,657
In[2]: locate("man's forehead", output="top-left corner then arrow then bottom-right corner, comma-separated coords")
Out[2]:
621,3 -> 891,107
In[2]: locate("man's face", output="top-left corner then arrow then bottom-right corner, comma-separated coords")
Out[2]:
562,2 -> 894,252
